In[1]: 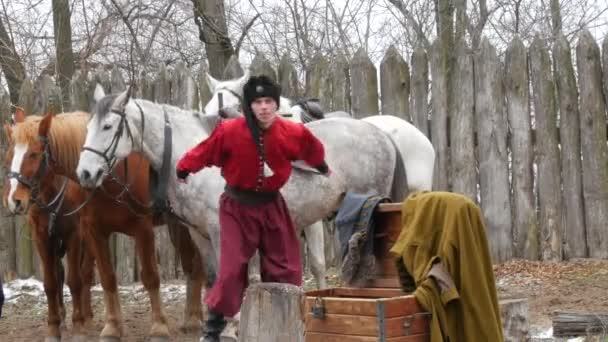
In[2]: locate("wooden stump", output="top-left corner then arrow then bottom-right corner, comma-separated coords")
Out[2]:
238,283 -> 304,342
500,298 -> 530,342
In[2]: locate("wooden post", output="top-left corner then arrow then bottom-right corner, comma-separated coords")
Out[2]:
138,70 -> 155,101
449,38 -> 477,202
198,67 -> 213,107
154,64 -> 171,104
223,55 -> 244,79
172,62 -> 199,110
70,70 -> 90,111
429,39 -> 450,191
380,45 -> 410,120
329,55 -> 350,112
529,35 -> 563,261
410,46 -> 429,137
500,298 -> 530,342
278,54 -> 300,100
576,30 -> 608,259
0,88 -> 16,280
554,34 -> 586,259
474,38 -> 513,263
110,65 -> 126,93
349,48 -> 379,118
305,53 -> 330,110
251,53 -> 277,82
238,283 -> 305,342
505,37 -> 538,260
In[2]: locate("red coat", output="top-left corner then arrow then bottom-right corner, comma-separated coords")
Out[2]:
176,117 -> 326,192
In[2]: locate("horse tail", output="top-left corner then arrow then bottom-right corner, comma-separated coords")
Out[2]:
388,136 -> 409,203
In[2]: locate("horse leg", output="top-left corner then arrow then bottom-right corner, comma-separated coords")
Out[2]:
65,233 -> 87,340
81,216 -> 123,341
55,256 -> 67,329
80,244 -> 96,330
304,221 -> 327,289
167,219 -> 204,333
32,228 -> 63,342
134,223 -> 169,340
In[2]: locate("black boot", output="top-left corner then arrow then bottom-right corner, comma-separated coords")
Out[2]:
200,310 -> 227,342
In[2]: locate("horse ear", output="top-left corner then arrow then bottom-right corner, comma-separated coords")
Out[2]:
114,87 -> 131,110
38,111 -> 54,138
206,72 -> 220,92
239,69 -> 251,86
14,107 -> 26,123
94,83 -> 106,103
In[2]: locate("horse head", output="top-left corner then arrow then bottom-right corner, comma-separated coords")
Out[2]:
3,108 -> 54,214
77,84 -> 136,188
203,70 -> 250,118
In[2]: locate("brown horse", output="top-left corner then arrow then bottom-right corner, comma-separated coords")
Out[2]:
3,117 -> 96,342
3,110 -> 206,341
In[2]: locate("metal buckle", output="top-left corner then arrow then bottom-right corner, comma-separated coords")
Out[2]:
311,297 -> 326,319
403,312 -> 432,335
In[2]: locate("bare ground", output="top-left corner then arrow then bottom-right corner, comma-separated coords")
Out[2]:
1,259 -> 608,341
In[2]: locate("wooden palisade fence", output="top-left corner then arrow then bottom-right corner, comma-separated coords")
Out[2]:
2,28 -> 608,283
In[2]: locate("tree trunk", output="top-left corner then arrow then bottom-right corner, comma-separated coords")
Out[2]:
529,35 -> 563,261
238,283 -> 305,342
553,34 -> 586,259
0,17 -> 25,105
52,0 -> 75,112
192,0 -> 234,78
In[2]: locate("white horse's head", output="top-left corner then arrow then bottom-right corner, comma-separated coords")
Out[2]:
203,70 -> 250,117
77,84 -> 136,188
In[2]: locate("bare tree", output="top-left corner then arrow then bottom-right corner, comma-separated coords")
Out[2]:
0,14 -> 25,104
191,0 -> 234,77
52,0 -> 74,111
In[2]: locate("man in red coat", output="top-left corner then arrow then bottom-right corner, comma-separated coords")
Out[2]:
176,75 -> 330,341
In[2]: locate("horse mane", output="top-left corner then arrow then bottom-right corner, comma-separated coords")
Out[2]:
13,111 -> 90,174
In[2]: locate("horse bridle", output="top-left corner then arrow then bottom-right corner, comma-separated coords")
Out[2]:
82,101 -> 208,238
7,135 -> 72,256
8,136 -> 56,207
82,104 -> 144,172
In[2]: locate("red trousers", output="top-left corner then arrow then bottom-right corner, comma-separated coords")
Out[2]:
204,192 -> 302,317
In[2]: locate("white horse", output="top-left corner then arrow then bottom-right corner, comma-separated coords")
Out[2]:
204,70 -> 435,193
203,70 -> 436,287
76,86 -> 403,339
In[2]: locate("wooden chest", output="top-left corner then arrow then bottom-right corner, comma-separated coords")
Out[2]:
304,203 -> 431,341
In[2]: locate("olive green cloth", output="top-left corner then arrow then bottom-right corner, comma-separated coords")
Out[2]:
390,191 -> 503,342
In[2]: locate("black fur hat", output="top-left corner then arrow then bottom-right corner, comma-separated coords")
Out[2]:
243,75 -> 281,110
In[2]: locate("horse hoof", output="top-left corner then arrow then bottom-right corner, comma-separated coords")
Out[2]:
72,335 -> 87,342
44,337 -> 61,342
99,337 -> 120,342
180,319 -> 203,333
149,337 -> 170,342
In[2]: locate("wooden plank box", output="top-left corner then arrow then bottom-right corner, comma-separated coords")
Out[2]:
303,203 -> 431,341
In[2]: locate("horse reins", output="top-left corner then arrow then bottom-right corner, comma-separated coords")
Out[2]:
83,100 -> 211,240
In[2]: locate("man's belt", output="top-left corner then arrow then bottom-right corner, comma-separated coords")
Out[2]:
224,185 -> 278,205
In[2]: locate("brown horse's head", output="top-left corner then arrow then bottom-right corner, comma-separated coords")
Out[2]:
3,110 -> 54,214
